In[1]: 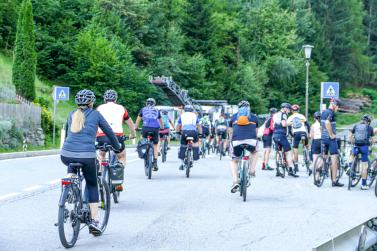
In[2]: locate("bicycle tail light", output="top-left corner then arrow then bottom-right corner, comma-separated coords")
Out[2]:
147,136 -> 153,141
101,161 -> 109,166
242,156 -> 249,161
61,178 -> 72,186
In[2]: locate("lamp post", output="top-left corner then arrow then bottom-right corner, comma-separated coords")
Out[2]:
303,44 -> 314,119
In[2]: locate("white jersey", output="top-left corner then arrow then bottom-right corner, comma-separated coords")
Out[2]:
97,102 -> 129,136
287,113 -> 307,134
178,112 -> 199,131
312,121 -> 321,139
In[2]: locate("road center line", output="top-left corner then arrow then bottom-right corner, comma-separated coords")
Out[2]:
23,185 -> 43,192
0,192 -> 21,201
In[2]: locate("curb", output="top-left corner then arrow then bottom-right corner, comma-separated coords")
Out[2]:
0,145 -> 139,160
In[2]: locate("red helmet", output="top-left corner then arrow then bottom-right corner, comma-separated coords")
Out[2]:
291,104 -> 300,111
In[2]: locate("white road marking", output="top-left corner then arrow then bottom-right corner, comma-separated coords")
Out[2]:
0,192 -> 21,201
23,185 -> 43,192
127,159 -> 141,163
0,154 -> 60,163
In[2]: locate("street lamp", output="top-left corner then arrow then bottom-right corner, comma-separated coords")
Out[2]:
303,44 -> 314,119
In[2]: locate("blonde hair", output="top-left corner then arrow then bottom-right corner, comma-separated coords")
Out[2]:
70,109 -> 85,133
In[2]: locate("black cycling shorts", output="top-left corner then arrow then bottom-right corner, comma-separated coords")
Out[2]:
97,135 -> 125,153
202,126 -> 210,137
273,135 -> 291,152
262,134 -> 272,148
293,132 -> 308,149
181,130 -> 199,145
142,127 -> 159,145
311,139 -> 321,155
217,130 -> 227,140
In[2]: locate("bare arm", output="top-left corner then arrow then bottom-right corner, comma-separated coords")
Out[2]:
125,118 -> 136,138
325,120 -> 335,139
310,126 -> 314,139
135,116 -> 142,129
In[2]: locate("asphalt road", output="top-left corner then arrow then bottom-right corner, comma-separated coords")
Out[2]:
0,147 -> 376,251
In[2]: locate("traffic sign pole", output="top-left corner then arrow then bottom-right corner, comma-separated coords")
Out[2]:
52,86 -> 70,146
53,99 -> 57,145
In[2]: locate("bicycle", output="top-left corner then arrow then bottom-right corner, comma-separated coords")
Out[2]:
57,163 -> 110,248
313,144 -> 342,187
275,143 -> 288,178
238,145 -> 252,202
160,134 -> 168,163
143,132 -> 155,180
368,155 -> 377,188
200,137 -> 207,159
300,135 -> 311,175
96,136 -> 128,204
183,137 -> 194,178
348,144 -> 370,190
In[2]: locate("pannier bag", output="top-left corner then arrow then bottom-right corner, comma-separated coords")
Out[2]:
109,162 -> 124,185
178,145 -> 200,161
137,139 -> 148,159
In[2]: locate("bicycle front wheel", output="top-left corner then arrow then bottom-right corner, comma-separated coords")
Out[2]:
313,156 -> 325,187
97,179 -> 111,233
58,185 -> 81,248
368,159 -> 377,187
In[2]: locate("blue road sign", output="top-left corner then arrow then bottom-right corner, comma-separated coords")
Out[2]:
322,82 -> 339,99
54,87 -> 70,101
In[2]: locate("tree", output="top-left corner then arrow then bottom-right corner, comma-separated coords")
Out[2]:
12,0 -> 36,100
0,0 -> 18,50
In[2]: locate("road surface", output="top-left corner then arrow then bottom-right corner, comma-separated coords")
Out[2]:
0,147 -> 376,250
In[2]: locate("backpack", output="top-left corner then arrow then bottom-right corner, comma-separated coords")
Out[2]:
137,139 -> 148,159
292,117 -> 303,129
354,124 -> 369,143
236,107 -> 251,126
263,117 -> 274,136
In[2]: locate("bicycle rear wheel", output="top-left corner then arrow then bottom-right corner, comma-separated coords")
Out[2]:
97,179 -> 111,233
162,140 -> 167,163
186,149 -> 191,178
148,147 -> 153,180
276,153 -> 285,178
219,141 -> 223,160
313,156 -> 325,187
349,159 -> 362,190
113,190 -> 120,204
58,185 -> 81,248
303,150 -> 310,174
242,163 -> 248,202
368,159 -> 377,187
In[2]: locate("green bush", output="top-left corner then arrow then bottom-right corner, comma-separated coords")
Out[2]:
41,106 -> 54,135
0,119 -> 23,149
34,96 -> 51,108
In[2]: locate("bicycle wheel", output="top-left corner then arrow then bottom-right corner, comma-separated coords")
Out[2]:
349,158 -> 362,189
186,149 -> 191,178
303,150 -> 310,174
313,156 -> 325,187
336,156 -> 343,181
97,178 -> 111,233
201,141 -> 206,159
219,141 -> 223,160
148,147 -> 153,180
162,140 -> 167,163
278,153 -> 286,178
242,163 -> 248,202
58,185 -> 81,248
368,159 -> 377,187
113,190 -> 120,204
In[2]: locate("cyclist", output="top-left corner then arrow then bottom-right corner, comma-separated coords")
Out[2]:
229,100 -> 259,193
215,114 -> 228,156
200,113 -> 212,153
96,90 -> 136,190
309,111 -> 322,177
159,110 -> 174,151
135,98 -> 163,171
320,98 -> 344,187
348,115 -> 374,190
176,105 -> 202,170
261,108 -> 277,171
61,89 -> 120,235
287,104 -> 310,173
272,103 -> 298,177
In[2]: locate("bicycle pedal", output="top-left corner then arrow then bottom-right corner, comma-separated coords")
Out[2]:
54,223 -> 58,227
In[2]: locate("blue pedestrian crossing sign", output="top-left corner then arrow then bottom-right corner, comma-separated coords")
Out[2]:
321,82 -> 339,99
54,86 -> 70,101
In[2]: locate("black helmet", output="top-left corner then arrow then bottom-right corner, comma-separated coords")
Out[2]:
281,102 -> 291,109
104,89 -> 117,102
238,100 -> 250,108
146,98 -> 156,106
184,105 -> 194,112
314,111 -> 321,119
269,108 -> 277,114
362,114 -> 372,123
75,89 -> 96,106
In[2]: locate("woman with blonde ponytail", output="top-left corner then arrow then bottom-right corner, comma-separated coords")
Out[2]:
60,89 -> 120,236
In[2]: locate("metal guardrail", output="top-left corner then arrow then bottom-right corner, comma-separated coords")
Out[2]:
312,217 -> 377,251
